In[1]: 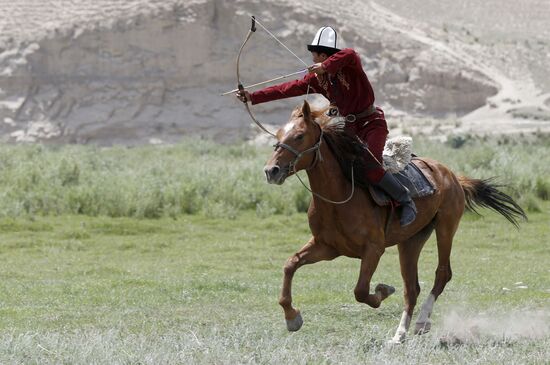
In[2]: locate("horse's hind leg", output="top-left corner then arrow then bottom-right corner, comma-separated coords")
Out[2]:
414,214 -> 459,335
390,222 -> 435,344
279,239 -> 339,331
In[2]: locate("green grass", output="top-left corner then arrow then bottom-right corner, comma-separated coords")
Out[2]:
0,136 -> 548,219
0,137 -> 548,363
0,206 -> 548,364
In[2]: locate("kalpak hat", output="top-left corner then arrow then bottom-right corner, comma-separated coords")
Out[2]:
307,26 -> 341,54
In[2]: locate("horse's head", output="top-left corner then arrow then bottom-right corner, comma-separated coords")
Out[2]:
264,101 -> 325,185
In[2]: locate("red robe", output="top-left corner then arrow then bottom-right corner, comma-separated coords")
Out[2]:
250,48 -> 388,183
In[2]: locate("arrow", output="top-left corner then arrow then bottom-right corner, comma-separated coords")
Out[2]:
221,68 -> 308,96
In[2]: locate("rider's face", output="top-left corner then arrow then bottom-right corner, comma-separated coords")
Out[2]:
311,52 -> 328,63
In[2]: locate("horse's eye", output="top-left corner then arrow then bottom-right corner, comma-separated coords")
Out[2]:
295,134 -> 304,141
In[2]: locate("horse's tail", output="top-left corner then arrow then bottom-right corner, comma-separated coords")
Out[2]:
458,177 -> 527,227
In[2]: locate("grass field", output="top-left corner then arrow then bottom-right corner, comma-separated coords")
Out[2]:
0,207 -> 549,364
0,138 -> 549,364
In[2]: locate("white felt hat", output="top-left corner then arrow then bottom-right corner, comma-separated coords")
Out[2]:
307,26 -> 341,54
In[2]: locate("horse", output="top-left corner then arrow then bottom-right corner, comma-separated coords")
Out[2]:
263,100 -> 526,343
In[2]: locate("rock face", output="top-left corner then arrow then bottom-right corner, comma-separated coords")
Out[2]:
0,0 -> 521,144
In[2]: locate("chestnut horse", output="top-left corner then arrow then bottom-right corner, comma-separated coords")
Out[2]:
263,101 -> 526,343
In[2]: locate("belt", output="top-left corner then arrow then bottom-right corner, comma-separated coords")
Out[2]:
344,105 -> 377,123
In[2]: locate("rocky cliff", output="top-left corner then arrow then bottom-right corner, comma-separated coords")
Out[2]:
2,0 -> 548,144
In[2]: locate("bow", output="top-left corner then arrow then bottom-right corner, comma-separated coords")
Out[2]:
236,16 -> 311,138
236,16 -> 278,138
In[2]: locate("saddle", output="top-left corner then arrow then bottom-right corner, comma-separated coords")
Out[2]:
369,158 -> 436,206
365,136 -> 436,206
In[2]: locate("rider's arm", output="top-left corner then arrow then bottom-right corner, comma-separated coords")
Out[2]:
250,74 -> 318,105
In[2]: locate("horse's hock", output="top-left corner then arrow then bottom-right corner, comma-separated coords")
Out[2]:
0,0 -> 497,144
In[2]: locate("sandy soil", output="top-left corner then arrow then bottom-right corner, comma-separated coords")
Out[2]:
0,0 -> 549,144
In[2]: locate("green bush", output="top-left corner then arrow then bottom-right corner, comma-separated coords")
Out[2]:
445,134 -> 472,149
535,177 -> 550,200
518,193 -> 542,213
0,136 -> 547,218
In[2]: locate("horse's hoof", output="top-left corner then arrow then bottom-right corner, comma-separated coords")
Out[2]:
286,311 -> 303,332
386,337 -> 405,346
414,320 -> 431,335
375,284 -> 396,299
387,332 -> 406,345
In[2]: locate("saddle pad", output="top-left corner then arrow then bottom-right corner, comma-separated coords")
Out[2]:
368,159 -> 436,206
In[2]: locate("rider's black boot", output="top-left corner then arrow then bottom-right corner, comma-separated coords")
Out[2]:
377,172 -> 417,227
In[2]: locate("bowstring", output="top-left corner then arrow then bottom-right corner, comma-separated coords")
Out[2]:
252,17 -> 309,68
251,16 -> 312,102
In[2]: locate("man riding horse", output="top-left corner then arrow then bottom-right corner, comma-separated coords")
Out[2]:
237,26 -> 417,226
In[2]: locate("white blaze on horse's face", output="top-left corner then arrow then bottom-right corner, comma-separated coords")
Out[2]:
283,121 -> 295,135
282,109 -> 306,140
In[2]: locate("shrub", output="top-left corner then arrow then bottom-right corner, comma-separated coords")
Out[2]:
0,137 -> 547,218
518,193 -> 542,213
535,177 -> 550,200
446,134 -> 472,149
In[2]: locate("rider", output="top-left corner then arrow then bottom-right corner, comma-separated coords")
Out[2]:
236,26 -> 416,226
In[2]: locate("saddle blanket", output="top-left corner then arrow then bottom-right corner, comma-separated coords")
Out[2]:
369,159 -> 435,206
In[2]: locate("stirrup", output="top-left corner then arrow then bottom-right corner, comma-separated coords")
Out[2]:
399,201 -> 417,227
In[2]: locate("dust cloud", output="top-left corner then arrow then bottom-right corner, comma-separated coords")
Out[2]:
439,307 -> 550,344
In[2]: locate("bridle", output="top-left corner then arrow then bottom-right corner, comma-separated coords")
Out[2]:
273,127 -> 324,173
274,122 -> 356,205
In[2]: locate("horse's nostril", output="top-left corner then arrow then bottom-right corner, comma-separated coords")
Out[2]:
264,165 -> 281,182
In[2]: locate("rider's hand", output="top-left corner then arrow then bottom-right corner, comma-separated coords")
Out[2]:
236,90 -> 251,103
308,63 -> 326,75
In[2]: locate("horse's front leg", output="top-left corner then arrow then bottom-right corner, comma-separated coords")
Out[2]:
280,239 -> 339,331
354,243 -> 395,308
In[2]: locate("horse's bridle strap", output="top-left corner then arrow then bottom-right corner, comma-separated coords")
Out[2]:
273,126 -> 355,205
273,128 -> 324,171
273,142 -> 301,158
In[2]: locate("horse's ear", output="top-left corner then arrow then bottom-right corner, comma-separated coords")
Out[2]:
302,100 -> 312,123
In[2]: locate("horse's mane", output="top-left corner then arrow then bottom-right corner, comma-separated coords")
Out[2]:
311,107 -> 370,190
